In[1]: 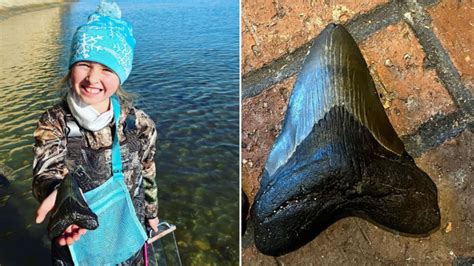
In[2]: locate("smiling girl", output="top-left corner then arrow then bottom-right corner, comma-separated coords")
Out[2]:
32,1 -> 158,264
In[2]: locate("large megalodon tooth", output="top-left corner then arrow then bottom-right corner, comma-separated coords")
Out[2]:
47,173 -> 99,240
251,24 -> 440,256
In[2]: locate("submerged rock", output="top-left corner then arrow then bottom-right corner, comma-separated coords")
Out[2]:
252,24 -> 440,256
0,163 -> 13,189
48,173 -> 98,240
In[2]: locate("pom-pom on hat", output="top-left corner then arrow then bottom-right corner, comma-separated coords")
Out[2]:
69,0 -> 135,84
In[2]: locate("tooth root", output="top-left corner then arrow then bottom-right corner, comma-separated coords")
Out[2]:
251,23 -> 440,256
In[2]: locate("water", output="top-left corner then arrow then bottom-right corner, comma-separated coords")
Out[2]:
0,0 -> 239,264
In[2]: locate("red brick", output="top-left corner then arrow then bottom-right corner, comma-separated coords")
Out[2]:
360,22 -> 456,136
428,0 -> 474,95
241,0 -> 389,75
241,76 -> 296,206
243,130 -> 474,264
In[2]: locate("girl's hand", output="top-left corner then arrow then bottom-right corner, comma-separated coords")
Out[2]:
57,224 -> 87,246
35,190 -> 87,246
148,217 -> 160,232
35,189 -> 57,224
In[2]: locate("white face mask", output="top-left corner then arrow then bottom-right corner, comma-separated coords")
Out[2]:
66,90 -> 114,131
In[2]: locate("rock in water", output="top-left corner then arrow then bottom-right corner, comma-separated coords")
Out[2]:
48,173 -> 99,240
0,173 -> 10,189
0,163 -> 13,188
251,24 -> 440,256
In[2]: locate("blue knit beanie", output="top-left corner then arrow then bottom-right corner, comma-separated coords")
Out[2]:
69,1 -> 135,84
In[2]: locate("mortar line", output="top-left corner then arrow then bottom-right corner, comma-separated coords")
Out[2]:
399,0 -> 473,116
401,110 -> 473,158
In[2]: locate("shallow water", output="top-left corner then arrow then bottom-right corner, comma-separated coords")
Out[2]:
0,0 -> 239,264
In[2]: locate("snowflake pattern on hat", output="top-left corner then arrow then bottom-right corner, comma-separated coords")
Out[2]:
73,33 -> 104,59
112,34 -> 133,75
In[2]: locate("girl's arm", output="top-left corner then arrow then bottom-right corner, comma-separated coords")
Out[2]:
32,109 -> 68,202
138,111 -> 159,220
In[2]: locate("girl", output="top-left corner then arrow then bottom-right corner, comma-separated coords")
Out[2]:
32,1 -> 159,264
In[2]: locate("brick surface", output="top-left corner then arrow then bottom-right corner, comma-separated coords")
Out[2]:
241,0 -> 389,75
242,130 -> 474,264
241,76 -> 296,206
360,22 -> 456,136
416,130 -> 474,255
428,0 -> 474,95
242,246 -> 275,265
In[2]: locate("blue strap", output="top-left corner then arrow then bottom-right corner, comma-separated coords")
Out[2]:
111,95 -> 124,180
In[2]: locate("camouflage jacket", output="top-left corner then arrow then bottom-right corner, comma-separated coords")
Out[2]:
32,99 -> 158,220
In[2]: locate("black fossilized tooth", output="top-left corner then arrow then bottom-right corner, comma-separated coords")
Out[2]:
47,173 -> 99,240
251,24 -> 440,256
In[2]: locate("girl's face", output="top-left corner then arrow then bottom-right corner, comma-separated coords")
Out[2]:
70,61 -> 120,113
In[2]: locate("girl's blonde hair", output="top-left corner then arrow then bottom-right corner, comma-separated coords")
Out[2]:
58,70 -> 136,103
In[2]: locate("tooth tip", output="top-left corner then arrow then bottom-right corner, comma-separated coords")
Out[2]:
306,24 -> 405,155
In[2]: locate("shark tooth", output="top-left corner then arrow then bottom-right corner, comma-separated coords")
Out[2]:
47,173 -> 99,240
251,24 -> 440,256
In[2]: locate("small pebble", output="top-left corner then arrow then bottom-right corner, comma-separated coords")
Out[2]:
445,222 -> 452,233
194,239 -> 211,251
384,59 -> 393,67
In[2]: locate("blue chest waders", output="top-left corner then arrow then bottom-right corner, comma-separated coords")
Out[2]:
69,96 -> 147,265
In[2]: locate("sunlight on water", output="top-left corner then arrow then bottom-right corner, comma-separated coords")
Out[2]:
0,1 -> 239,264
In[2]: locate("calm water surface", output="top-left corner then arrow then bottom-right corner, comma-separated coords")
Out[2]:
0,0 -> 239,264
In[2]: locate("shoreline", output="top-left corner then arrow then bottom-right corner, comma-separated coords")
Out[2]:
0,1 -> 75,20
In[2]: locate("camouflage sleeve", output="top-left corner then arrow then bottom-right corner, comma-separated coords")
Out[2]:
136,110 -> 159,219
32,108 -> 68,203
